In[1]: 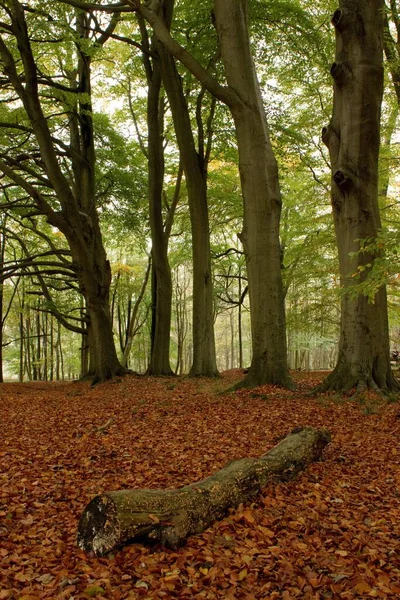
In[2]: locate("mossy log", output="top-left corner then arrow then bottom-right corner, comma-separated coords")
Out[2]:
77,427 -> 330,556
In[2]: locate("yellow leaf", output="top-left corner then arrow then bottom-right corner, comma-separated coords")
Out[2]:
238,569 -> 248,581
147,513 -> 160,523
258,526 -> 275,538
354,581 -> 372,594
242,510 -> 255,524
296,542 -> 308,550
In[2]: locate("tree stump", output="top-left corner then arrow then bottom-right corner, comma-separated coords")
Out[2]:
77,426 -> 330,556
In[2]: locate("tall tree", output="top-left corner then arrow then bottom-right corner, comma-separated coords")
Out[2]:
137,0 -> 292,388
0,1 -> 126,382
157,0 -> 218,377
320,0 -> 399,393
137,16 -> 175,375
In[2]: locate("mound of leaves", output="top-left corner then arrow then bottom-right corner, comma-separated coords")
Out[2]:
0,371 -> 399,599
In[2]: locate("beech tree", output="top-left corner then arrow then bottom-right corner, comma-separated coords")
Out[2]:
320,0 -> 399,393
157,0 -> 218,377
137,15 -> 176,375
136,0 -> 293,388
0,1 -> 126,382
1,0 -> 398,381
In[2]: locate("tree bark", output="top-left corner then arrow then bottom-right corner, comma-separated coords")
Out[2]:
320,0 -> 399,394
77,426 -> 330,556
137,17 -> 175,376
158,0 -> 218,377
138,0 -> 291,387
213,0 -> 292,389
0,225 -> 5,383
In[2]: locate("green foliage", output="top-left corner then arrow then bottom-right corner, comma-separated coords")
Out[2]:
348,230 -> 399,301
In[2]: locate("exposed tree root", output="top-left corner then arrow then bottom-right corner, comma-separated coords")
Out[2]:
232,367 -> 295,392
312,367 -> 400,399
90,366 -> 133,387
146,367 -> 176,377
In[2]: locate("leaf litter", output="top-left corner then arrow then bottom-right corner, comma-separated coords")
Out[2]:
0,370 -> 399,599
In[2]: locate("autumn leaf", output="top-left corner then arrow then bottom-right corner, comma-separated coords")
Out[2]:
147,513 -> 160,523
1,371 -> 399,600
84,585 -> 106,596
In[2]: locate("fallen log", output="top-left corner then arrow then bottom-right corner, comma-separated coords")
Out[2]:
77,426 -> 330,556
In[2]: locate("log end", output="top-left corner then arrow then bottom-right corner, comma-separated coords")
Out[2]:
77,494 -> 121,556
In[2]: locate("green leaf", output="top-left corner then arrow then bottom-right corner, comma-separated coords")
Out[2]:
84,585 -> 106,597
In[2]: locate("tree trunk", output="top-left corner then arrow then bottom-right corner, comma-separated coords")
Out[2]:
0,2 -> 124,384
88,298 -> 126,384
158,0 -> 218,377
77,426 -> 330,556
0,226 -> 5,383
19,309 -> 24,382
213,0 -> 292,389
137,0 -> 291,388
56,320 -> 61,381
320,0 -> 399,394
142,21 -> 174,376
174,266 -> 189,375
121,256 -> 151,368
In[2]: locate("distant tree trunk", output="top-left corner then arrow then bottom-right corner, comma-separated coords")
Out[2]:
379,103 -> 398,201
20,286 -> 29,381
55,321 -> 61,381
230,311 -> 235,369
79,299 -> 89,379
173,266 -> 189,375
320,0 -> 399,393
158,0 -> 218,377
383,1 -> 400,107
43,310 -> 48,381
49,317 -> 54,381
121,256 -> 152,368
35,307 -> 41,380
19,310 -> 24,382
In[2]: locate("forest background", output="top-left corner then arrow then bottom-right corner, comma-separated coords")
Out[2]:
0,0 -> 399,386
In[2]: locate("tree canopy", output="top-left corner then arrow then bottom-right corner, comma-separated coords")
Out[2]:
0,0 -> 398,389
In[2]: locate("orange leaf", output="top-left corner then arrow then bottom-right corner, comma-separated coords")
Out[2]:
147,513 -> 160,523
241,510 -> 255,524
354,581 -> 372,594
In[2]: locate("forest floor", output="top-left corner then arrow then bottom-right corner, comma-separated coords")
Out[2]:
0,370 -> 400,600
